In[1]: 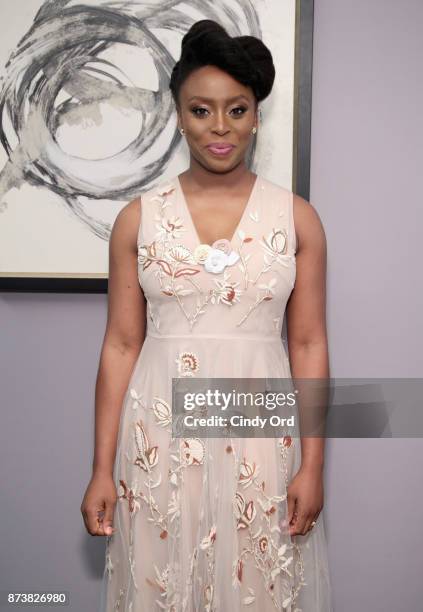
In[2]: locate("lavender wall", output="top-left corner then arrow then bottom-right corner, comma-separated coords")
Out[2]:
311,1 -> 423,608
1,1 -> 422,609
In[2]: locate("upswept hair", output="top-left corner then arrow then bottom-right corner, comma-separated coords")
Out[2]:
169,19 -> 276,106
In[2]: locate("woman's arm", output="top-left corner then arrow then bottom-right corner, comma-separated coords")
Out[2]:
92,196 -> 146,476
81,196 -> 146,536
284,193 -> 329,535
93,198 -> 145,474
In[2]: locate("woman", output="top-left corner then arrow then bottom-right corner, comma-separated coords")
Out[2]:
81,19 -> 332,611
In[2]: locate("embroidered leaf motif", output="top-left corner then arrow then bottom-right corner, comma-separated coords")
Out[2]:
130,388 -> 144,410
134,420 -> 159,472
199,524 -> 217,549
177,288 -> 195,296
174,267 -> 201,277
149,474 -> 162,489
152,398 -> 171,428
156,260 -> 172,275
243,587 -> 256,605
237,559 -> 243,582
157,184 -> 175,197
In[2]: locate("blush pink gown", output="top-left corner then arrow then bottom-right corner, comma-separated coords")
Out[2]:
99,174 -> 332,611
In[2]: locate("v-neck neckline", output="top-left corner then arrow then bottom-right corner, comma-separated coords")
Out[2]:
175,173 -> 259,248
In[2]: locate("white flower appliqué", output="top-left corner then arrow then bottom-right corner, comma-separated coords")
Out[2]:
204,247 -> 239,274
192,239 -> 240,274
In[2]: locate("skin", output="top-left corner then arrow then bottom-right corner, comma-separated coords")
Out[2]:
81,64 -> 329,539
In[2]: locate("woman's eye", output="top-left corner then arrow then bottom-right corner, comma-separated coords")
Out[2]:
191,107 -> 209,117
231,106 -> 248,116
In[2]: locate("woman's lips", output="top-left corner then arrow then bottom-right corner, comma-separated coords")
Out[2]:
206,144 -> 235,156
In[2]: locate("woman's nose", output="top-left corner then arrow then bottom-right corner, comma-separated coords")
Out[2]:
212,111 -> 230,134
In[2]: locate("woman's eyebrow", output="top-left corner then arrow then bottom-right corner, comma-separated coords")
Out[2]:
187,95 -> 250,103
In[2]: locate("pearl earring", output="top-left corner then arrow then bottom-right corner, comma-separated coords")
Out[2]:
180,128 -> 185,135
251,126 -> 257,135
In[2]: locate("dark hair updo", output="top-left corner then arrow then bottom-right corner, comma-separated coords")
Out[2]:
169,20 -> 276,106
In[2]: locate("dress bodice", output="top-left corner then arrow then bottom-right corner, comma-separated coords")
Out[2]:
137,174 -> 297,339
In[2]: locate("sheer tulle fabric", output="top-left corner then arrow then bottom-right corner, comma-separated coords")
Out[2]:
98,175 -> 332,611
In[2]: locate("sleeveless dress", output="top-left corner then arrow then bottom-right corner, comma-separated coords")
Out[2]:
98,174 -> 332,611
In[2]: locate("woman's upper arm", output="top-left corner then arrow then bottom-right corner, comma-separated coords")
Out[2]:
286,194 -> 327,348
105,196 -> 146,351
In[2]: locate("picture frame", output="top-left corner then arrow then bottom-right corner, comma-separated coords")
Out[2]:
0,0 -> 314,293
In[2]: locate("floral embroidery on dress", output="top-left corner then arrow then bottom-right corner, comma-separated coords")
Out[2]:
200,523 -> 218,612
210,269 -> 242,305
228,445 -> 308,610
145,563 -> 171,604
130,388 -> 144,410
136,180 -> 296,331
152,397 -> 172,428
200,524 -> 217,550
138,243 -> 155,271
249,209 -> 260,223
260,228 -> 291,266
277,436 -> 307,607
238,457 -> 258,489
146,297 -> 161,331
175,351 -> 199,377
134,419 -> 159,472
180,438 -> 205,466
129,389 -> 172,432
118,479 -> 142,515
125,423 -> 168,540
236,276 -> 278,327
116,478 -> 141,594
204,583 -> 214,612
234,492 -> 257,529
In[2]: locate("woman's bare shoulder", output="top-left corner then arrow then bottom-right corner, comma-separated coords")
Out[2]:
292,193 -> 326,251
110,196 -> 142,252
117,195 -> 142,220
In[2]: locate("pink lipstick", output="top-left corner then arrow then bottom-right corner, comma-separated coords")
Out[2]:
206,143 -> 235,156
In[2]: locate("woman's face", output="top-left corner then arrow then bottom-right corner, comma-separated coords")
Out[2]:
177,65 -> 258,173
